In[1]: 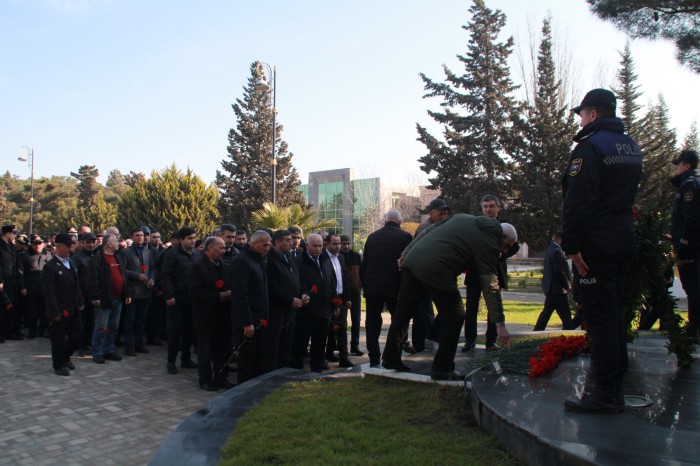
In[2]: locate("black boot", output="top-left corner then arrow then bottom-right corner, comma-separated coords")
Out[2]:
564,382 -> 617,415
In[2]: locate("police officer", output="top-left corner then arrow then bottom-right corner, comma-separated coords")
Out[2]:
562,89 -> 643,414
670,150 -> 700,343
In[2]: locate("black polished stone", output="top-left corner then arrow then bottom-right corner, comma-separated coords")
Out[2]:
470,334 -> 700,465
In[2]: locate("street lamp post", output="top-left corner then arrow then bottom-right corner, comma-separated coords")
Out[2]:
254,62 -> 277,204
18,146 -> 35,236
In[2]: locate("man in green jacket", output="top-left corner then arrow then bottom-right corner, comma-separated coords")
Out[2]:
381,214 -> 516,380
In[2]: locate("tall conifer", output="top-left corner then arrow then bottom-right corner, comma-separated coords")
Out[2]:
216,62 -> 304,232
416,0 -> 519,214
510,17 -> 577,250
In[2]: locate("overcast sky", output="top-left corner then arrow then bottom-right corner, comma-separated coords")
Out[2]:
2,0 -> 698,186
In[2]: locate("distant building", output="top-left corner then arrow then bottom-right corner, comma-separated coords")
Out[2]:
299,169 -> 423,244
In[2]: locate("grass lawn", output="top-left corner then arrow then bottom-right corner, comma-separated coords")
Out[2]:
220,376 -> 516,466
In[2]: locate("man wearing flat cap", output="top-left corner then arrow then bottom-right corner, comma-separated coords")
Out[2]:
0,225 -> 20,342
670,150 -> 700,343
562,88 -> 643,413
19,235 -> 53,339
41,233 -> 83,375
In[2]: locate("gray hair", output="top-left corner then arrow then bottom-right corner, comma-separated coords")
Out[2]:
306,233 -> 322,245
501,223 -> 517,243
203,236 -> 224,250
385,210 -> 402,223
250,230 -> 271,244
102,234 -> 117,246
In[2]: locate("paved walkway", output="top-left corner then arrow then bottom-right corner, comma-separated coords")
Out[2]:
0,291 -> 686,465
0,338 -> 215,466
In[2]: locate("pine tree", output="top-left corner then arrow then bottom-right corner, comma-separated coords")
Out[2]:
70,165 -> 100,212
118,164 -> 218,236
613,43 -> 643,138
510,17 -> 578,250
588,0 -> 700,72
216,61 -> 304,233
682,121 -> 699,151
416,0 -> 520,214
636,96 -> 678,214
105,169 -> 128,201
612,47 -> 677,214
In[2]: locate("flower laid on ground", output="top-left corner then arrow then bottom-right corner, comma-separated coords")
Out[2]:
528,335 -> 587,378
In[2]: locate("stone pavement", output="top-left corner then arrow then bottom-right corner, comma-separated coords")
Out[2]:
0,338 -> 216,466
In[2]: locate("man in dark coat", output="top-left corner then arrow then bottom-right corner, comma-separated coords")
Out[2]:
71,232 -> 99,355
670,150 -> 700,342
41,233 -> 83,375
340,234 -> 363,356
533,232 -> 577,330
122,227 -> 156,355
562,89 -> 642,413
263,229 -> 305,372
0,224 -> 20,342
18,235 -> 52,339
160,226 -> 198,374
292,233 -> 336,372
190,236 -> 233,391
360,210 -> 412,367
231,230 -> 271,384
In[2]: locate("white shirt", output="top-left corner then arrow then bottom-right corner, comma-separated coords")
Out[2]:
326,250 -> 343,295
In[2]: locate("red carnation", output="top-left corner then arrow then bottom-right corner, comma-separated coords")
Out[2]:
140,265 -> 148,271
62,309 -> 70,318
259,319 -> 268,328
215,279 -> 224,289
310,285 -> 318,294
331,298 -> 343,305
100,328 -> 109,334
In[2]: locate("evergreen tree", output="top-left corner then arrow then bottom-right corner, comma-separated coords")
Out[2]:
612,47 -> 677,214
118,164 -> 218,236
588,0 -> 700,72
70,165 -> 100,212
124,171 -> 146,188
613,43 -> 643,138
510,17 -> 577,250
216,61 -> 304,233
682,120 -> 699,151
416,0 -> 520,214
636,96 -> 678,213
0,172 -> 13,224
105,169 -> 128,201
4,175 -> 79,235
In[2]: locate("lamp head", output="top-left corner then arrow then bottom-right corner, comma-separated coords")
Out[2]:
18,154 -> 27,162
254,79 -> 270,91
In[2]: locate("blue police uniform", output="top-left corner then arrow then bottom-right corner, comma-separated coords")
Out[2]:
671,167 -> 700,340
562,115 -> 642,405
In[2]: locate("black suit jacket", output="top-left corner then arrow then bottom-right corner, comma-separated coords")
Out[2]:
299,251 -> 336,319
267,248 -> 302,314
542,241 -> 570,295
41,256 -> 82,319
190,255 -> 232,335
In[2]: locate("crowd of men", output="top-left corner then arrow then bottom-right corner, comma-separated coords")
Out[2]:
0,222 -> 383,390
0,88 -> 697,413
